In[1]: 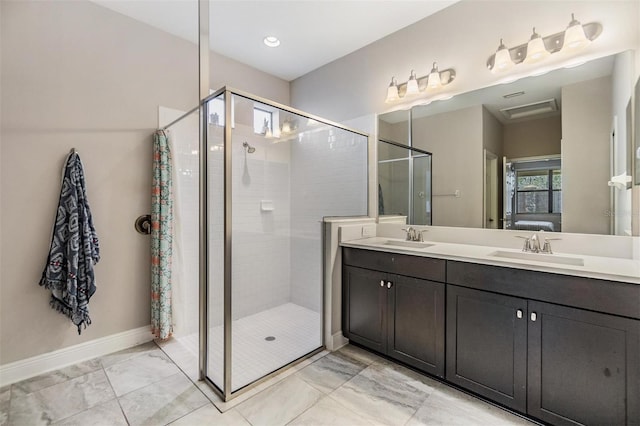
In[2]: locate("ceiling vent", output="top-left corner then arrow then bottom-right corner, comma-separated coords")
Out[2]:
500,98 -> 558,120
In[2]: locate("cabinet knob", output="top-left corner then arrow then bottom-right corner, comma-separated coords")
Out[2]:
516,309 -> 523,319
387,281 -> 393,289
531,312 -> 537,322
380,280 -> 385,287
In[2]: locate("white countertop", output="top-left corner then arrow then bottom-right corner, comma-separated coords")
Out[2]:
340,236 -> 640,285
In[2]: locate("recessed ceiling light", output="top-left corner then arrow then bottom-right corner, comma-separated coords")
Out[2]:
263,36 -> 280,48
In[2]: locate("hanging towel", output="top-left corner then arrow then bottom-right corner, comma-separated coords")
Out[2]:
40,151 -> 100,334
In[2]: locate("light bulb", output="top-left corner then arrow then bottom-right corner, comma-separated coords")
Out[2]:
492,39 -> 514,73
428,62 -> 442,88
385,77 -> 399,103
524,28 -> 550,64
405,70 -> 420,96
561,14 -> 590,52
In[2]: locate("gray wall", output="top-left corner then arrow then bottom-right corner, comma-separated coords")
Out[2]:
0,0 -> 289,365
561,76 -> 612,234
482,108 -> 503,158
291,1 -> 639,123
503,116 -> 562,159
379,119 -> 408,146
412,106 -> 484,228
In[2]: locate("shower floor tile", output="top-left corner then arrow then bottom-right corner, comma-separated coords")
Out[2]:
176,303 -> 321,393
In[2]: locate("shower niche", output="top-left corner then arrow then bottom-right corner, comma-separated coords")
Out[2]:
171,88 -> 369,400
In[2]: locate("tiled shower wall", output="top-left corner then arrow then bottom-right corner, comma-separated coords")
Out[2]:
230,133 -> 292,320
290,127 -> 369,312
169,98 -> 368,332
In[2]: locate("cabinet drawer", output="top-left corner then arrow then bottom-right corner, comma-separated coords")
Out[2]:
447,261 -> 640,320
343,247 -> 445,282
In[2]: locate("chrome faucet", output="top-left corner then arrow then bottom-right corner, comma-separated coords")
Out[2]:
529,233 -> 541,253
517,232 -> 560,254
402,227 -> 417,241
401,227 -> 427,242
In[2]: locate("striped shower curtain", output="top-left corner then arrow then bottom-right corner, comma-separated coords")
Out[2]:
151,130 -> 173,339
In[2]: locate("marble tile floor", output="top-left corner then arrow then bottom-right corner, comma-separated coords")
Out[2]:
1,342 -> 536,426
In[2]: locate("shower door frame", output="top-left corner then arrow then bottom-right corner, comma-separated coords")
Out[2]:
199,86 -> 370,401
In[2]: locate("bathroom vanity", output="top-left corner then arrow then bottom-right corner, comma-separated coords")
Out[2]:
341,240 -> 640,426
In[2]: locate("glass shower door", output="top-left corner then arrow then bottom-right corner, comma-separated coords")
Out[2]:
204,89 -> 368,398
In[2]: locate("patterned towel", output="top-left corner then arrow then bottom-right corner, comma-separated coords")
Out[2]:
40,152 -> 100,334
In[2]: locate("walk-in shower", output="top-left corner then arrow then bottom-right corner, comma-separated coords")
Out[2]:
163,87 -> 369,401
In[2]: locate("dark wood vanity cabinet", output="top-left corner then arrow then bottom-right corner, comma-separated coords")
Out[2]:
342,248 -> 640,425
446,285 -> 528,412
527,301 -> 639,426
342,266 -> 387,353
446,262 -> 640,426
342,248 -> 445,377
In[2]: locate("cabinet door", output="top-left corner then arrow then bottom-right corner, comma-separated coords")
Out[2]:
343,266 -> 387,353
528,301 -> 640,426
446,285 -> 527,412
387,275 -> 445,377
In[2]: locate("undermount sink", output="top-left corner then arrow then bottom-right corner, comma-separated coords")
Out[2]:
381,240 -> 435,249
489,250 -> 584,266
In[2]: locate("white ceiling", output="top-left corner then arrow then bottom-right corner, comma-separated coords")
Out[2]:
90,0 -> 458,81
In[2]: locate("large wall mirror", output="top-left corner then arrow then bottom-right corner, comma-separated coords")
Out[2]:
378,49 -> 637,236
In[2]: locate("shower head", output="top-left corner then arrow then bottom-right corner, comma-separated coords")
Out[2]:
243,141 -> 256,153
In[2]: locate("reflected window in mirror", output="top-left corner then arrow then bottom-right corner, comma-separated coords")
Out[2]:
507,158 -> 561,232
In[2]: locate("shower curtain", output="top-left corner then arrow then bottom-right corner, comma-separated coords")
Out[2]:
151,130 -> 173,339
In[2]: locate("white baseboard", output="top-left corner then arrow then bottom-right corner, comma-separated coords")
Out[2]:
0,325 -> 153,387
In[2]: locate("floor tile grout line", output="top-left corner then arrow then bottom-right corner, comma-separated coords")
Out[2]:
104,346 -> 187,400
115,368 -> 210,426
5,385 -> 12,426
235,407 -> 254,426
7,359 -> 104,400
155,343 -> 225,412
8,367 -> 118,426
326,392 -> 386,426
282,393 -> 322,426
154,339 -> 236,423
101,363 -> 132,426
325,373 -> 381,426
99,340 -> 162,371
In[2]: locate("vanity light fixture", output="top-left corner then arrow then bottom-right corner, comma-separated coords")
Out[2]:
384,63 -> 456,103
486,13 -> 601,73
